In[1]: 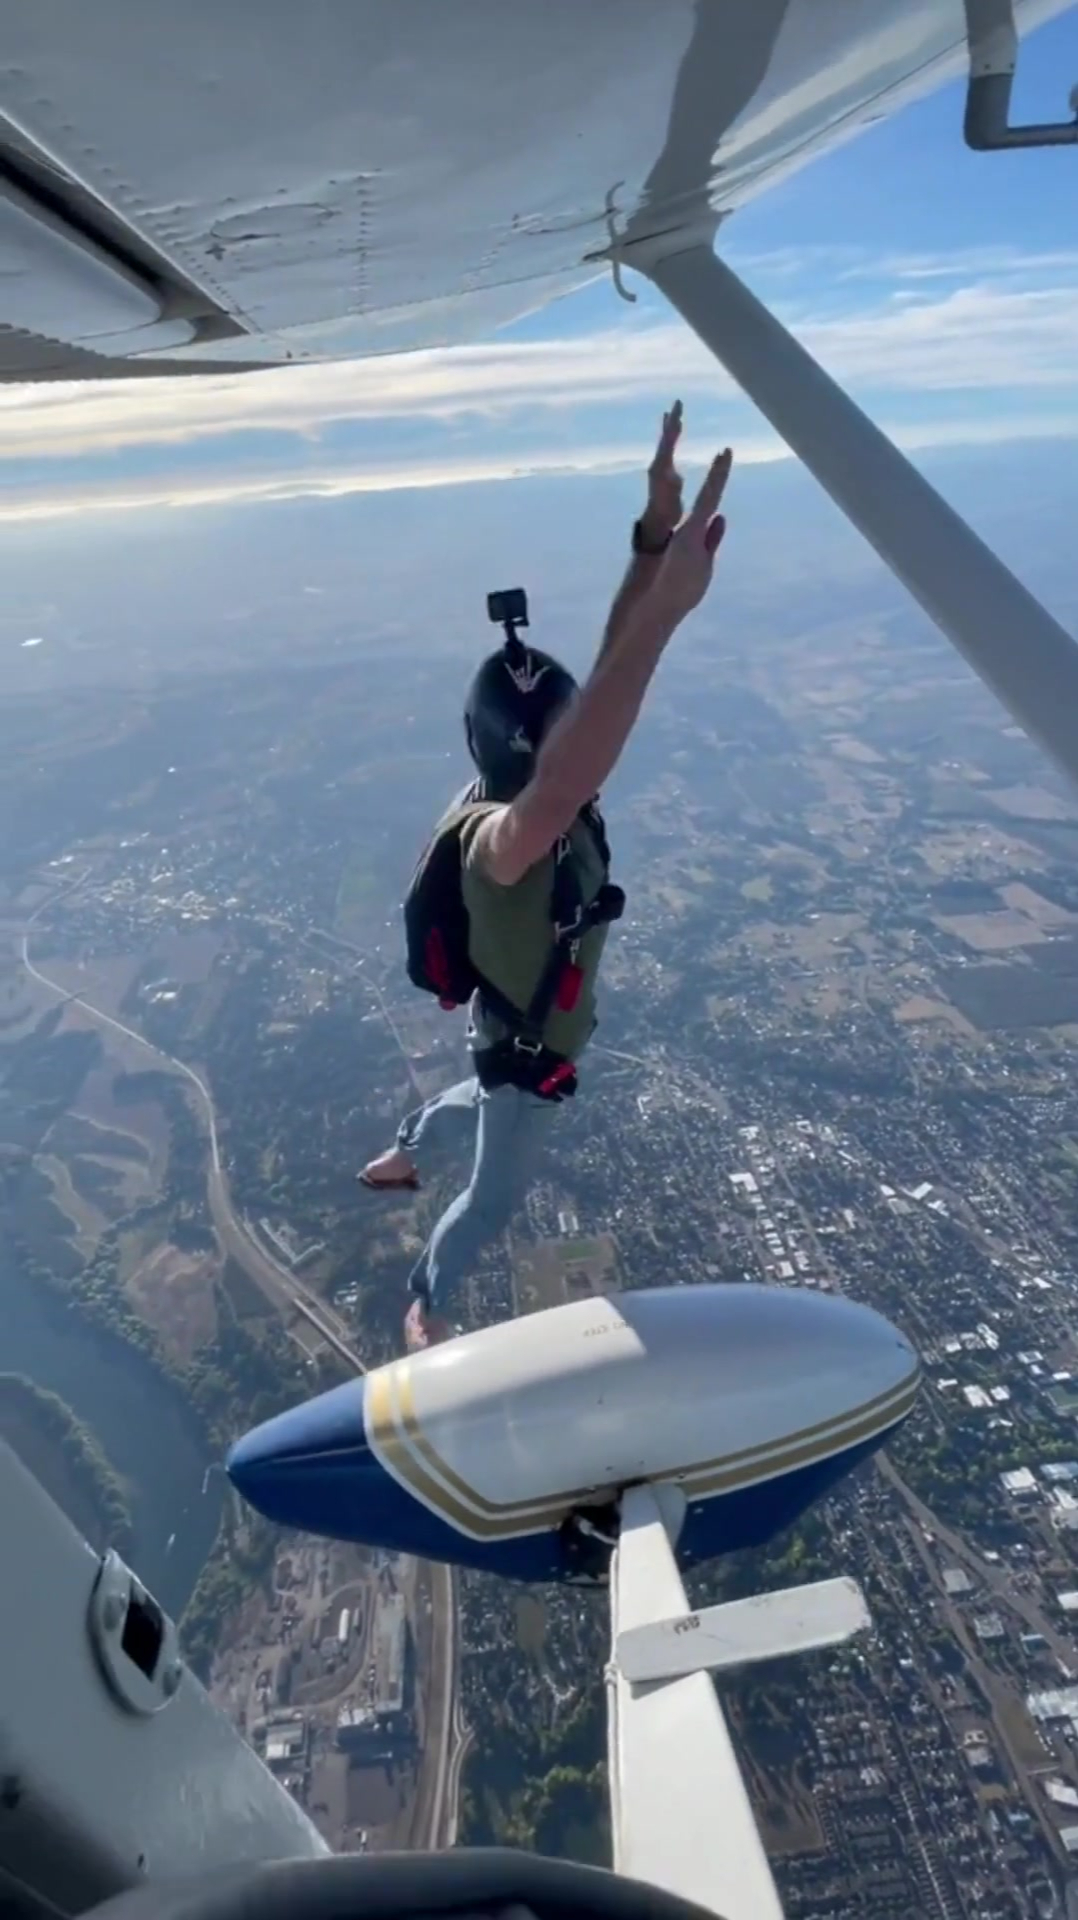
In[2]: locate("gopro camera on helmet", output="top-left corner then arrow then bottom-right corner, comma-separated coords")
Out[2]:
487,587 -> 529,640
466,587 -> 576,792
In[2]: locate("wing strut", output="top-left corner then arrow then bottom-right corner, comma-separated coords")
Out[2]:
637,243 -> 1078,798
607,1484 -> 869,1920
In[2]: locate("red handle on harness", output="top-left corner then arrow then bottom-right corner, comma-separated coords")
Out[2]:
556,962 -> 584,1012
538,1060 -> 577,1098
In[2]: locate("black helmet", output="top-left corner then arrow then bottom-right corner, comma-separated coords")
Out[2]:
464,635 -> 577,799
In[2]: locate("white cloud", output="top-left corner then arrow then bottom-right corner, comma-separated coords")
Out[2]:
4,406 -> 1078,526
835,246 -> 1078,286
0,243 -> 1076,492
732,242 -> 1078,287
0,433 -> 780,523
799,284 -> 1078,391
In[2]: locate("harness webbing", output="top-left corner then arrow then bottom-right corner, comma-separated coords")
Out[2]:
473,807 -> 623,1097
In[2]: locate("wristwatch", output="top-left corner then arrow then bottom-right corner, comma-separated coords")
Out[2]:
631,517 -> 672,556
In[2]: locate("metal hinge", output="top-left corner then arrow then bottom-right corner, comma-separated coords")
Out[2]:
963,0 -> 1078,149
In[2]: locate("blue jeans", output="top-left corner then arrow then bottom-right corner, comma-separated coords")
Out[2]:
397,1077 -> 559,1315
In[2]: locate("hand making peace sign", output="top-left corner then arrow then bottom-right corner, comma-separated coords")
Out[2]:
650,442 -> 733,625
643,399 -> 686,541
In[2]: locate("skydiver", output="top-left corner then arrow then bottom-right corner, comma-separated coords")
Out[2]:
361,406 -> 733,1350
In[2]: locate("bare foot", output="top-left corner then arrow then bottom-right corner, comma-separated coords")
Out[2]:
358,1146 -> 419,1190
404,1299 -> 453,1351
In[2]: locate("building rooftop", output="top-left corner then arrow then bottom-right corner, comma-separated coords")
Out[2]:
1000,1467 -> 1037,1495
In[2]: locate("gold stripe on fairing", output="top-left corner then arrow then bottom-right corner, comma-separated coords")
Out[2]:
363,1355 -> 920,1543
390,1360 -> 919,1520
363,1365 -> 512,1535
394,1363 -> 594,1520
680,1377 -> 920,1499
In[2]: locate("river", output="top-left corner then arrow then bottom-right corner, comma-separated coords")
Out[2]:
0,1232 -> 222,1617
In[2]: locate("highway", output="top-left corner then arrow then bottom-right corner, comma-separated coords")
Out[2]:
430,1565 -> 462,1849
881,1456 -> 1078,1668
443,1575 -> 473,1847
20,903 -> 459,1848
21,928 -> 360,1370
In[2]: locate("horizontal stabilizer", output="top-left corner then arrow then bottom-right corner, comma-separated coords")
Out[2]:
616,1575 -> 869,1685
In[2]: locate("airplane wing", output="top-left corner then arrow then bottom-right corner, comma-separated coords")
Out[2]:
2,0 -> 1072,382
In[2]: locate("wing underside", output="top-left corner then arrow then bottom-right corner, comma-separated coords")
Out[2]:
2,0 -> 1070,382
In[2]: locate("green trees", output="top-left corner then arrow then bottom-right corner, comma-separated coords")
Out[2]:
177,1287 -> 310,1679
185,1279 -> 306,1453
505,1765 -> 609,1865
0,1372 -> 133,1554
892,1399 -> 1078,1536
460,1665 -> 611,1862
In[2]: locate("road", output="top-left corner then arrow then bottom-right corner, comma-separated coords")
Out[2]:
880,1457 -> 1078,1668
896,1506 -> 1066,1878
431,1566 -> 462,1848
21,930 -> 360,1371
20,907 -> 459,1849
876,1460 -> 1078,1875
443,1587 -> 473,1847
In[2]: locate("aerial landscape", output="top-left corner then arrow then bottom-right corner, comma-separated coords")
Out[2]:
6,512 -> 1078,1911
6,5 -> 1078,1913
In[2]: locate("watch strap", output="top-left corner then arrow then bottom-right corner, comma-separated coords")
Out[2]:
632,517 -> 672,556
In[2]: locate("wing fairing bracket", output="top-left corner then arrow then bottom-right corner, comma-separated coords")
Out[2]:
962,0 -> 1078,147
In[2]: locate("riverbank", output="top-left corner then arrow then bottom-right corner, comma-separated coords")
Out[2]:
0,1371 -> 133,1555
0,1018 -> 329,1675
0,1226 -> 223,1616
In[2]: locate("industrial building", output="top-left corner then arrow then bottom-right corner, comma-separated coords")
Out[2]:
261,1711 -> 308,1773
336,1704 -> 393,1762
1028,1686 -> 1078,1722
1000,1466 -> 1038,1499
942,1567 -> 972,1596
373,1591 -> 406,1718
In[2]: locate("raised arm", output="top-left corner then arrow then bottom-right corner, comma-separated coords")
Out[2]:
596,401 -> 686,668
474,445 -> 733,887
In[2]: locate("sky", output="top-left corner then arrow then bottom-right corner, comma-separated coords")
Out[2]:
3,6 -> 1078,670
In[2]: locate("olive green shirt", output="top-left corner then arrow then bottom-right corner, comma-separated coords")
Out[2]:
459,806 -> 610,1061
